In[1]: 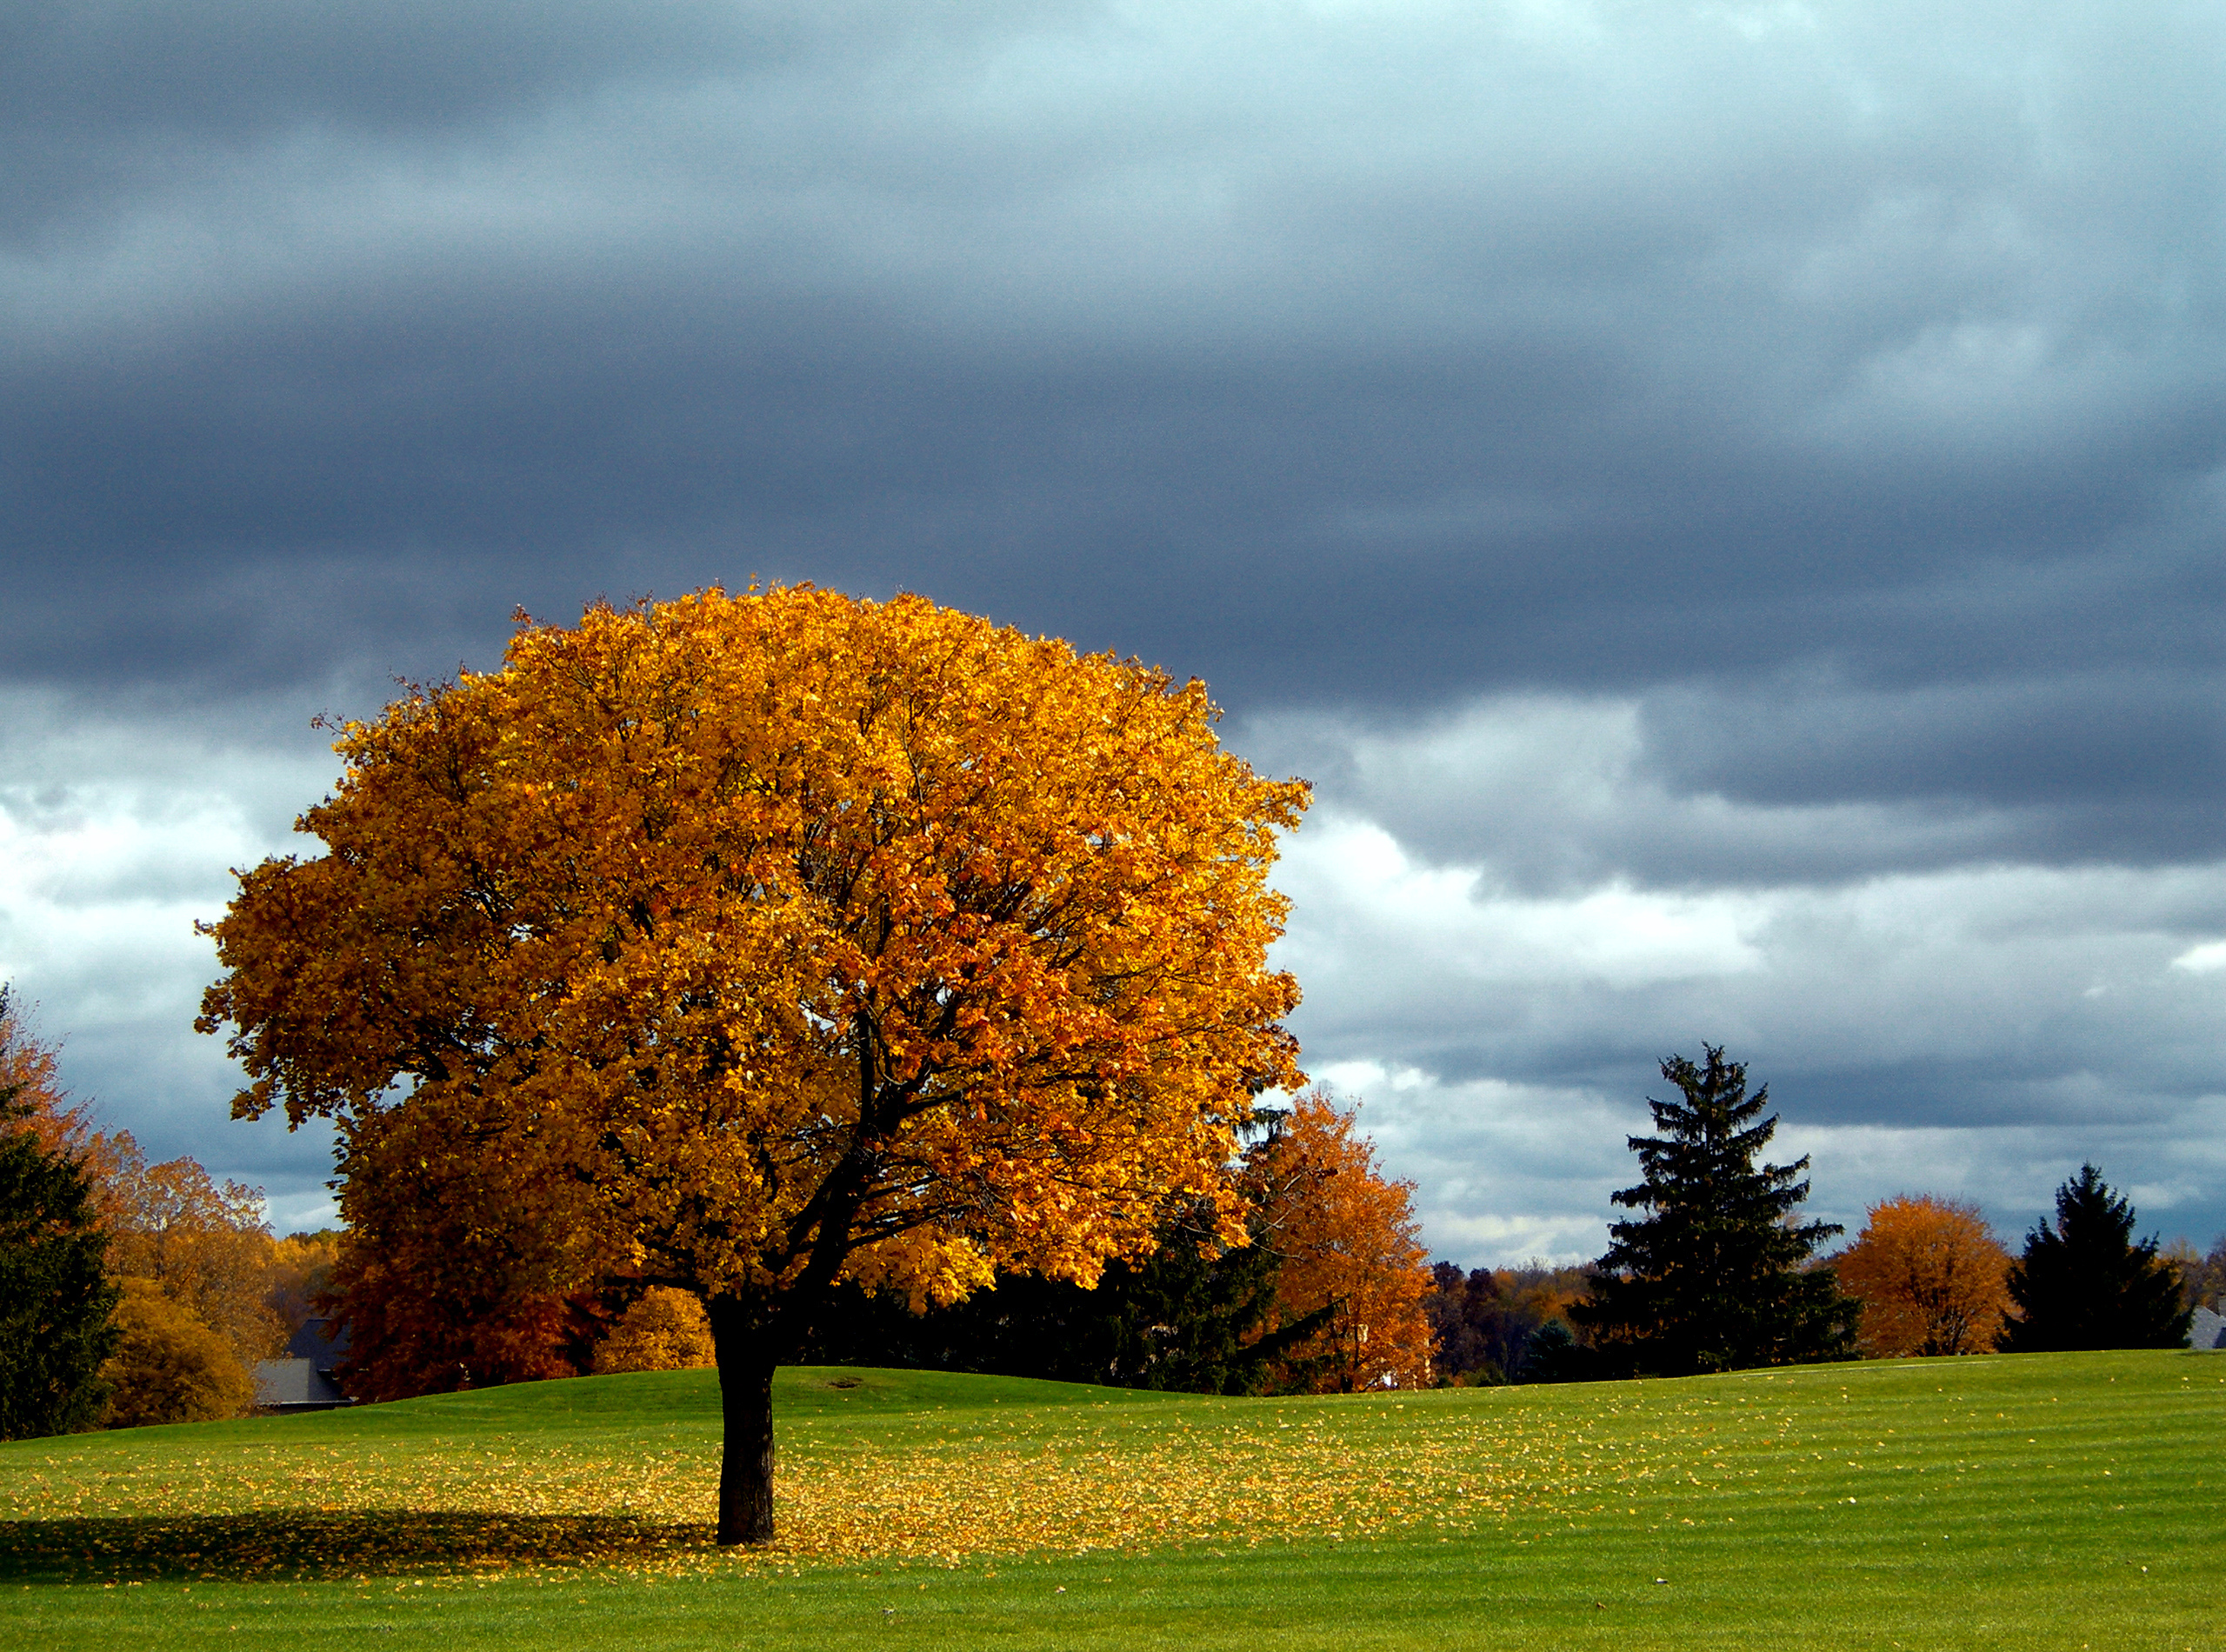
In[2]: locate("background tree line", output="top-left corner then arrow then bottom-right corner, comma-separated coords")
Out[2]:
330,1086 -> 1438,1401
1419,1048 -> 2209,1387
4,977 -> 1442,1442
10,986 -> 2218,1443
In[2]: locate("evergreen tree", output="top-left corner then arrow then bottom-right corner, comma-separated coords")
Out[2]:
0,1077 -> 122,1438
1570,1047 -> 1857,1376
1998,1164 -> 2191,1351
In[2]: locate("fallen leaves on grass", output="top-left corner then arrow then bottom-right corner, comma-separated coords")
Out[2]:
0,1392 -> 1806,1582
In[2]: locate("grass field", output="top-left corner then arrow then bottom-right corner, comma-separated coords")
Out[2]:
2,1350 -> 2219,1650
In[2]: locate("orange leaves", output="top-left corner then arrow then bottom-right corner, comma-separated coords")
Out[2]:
201,587 -> 1310,1393
99,1145 -> 285,1369
1834,1196 -> 2012,1358
1251,1091 -> 1436,1393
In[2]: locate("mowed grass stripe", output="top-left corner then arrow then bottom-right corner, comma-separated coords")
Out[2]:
1,1350 -> 2218,1650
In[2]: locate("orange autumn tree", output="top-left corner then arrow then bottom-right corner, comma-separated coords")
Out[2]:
1252,1089 -> 1434,1391
198,586 -> 1307,1543
594,1289 -> 717,1375
1834,1195 -> 2011,1357
100,1148 -> 285,1373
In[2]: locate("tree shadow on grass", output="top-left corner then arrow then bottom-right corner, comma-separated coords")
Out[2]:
0,1510 -> 719,1585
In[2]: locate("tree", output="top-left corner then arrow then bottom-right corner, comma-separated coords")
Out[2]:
1998,1165 -> 2191,1352
0,986 -> 134,1202
2159,1234 -> 2224,1316
264,1229 -> 343,1338
0,986 -> 121,1438
1422,1260 -> 1591,1385
1834,1196 -> 2011,1357
1247,1090 -> 1434,1391
101,1145 -> 285,1369
1570,1047 -> 1857,1376
3,988 -> 289,1387
594,1288 -> 716,1374
98,1278 -> 257,1428
1,991 -> 75,1152
199,587 -> 1307,1542
0,1051 -> 121,1436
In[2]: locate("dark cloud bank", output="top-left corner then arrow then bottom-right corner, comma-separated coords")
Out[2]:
3,0 -> 2221,1255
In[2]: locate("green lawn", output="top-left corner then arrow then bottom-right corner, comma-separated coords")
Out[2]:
2,1351 -> 2219,1650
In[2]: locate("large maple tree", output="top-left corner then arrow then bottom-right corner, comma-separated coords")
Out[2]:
199,587 -> 1307,1542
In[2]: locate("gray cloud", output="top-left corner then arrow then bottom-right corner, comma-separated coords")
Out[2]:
4,0 -> 2223,1257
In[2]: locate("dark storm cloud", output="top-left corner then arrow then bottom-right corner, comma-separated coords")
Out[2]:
7,1 -> 2226,1250
8,263 -> 2221,844
8,0 -> 2223,735
0,1 -> 1077,230
1644,669 -> 2226,832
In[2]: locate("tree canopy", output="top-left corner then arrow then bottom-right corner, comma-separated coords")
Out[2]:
1247,1089 -> 1434,1392
1422,1262 -> 1591,1386
200,587 -> 1308,1541
1835,1196 -> 2011,1358
98,1278 -> 258,1429
1998,1164 -> 2190,1352
1570,1047 -> 1857,1376
100,1143 -> 284,1370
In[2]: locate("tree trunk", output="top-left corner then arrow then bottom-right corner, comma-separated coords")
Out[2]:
709,1296 -> 778,1545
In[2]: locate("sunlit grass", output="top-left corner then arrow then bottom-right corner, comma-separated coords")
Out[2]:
2,1350 -> 2219,1649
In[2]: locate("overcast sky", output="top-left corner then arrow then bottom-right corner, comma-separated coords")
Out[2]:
3,0 -> 2221,1263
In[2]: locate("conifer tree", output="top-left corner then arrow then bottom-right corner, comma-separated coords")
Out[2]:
1571,1047 -> 1856,1376
0,994 -> 122,1437
1998,1164 -> 2190,1351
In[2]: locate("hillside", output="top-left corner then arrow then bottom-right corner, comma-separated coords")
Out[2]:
2,1350 -> 2217,1649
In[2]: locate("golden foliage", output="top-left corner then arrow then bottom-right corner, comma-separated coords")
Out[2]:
201,588 -> 1308,1382
98,1278 -> 257,1428
265,1229 -> 343,1338
1254,1090 -> 1435,1391
1835,1196 -> 2012,1357
593,1288 -> 716,1374
101,1142 -> 285,1367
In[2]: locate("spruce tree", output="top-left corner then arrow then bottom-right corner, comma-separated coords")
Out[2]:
0,1086 -> 121,1437
1998,1164 -> 2191,1351
1571,1047 -> 1857,1376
